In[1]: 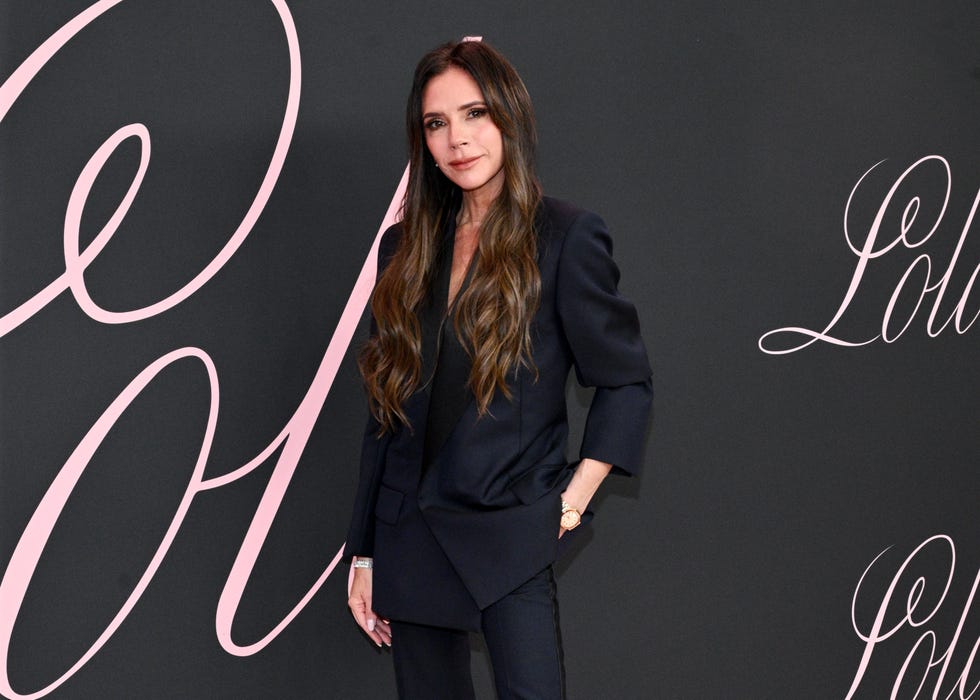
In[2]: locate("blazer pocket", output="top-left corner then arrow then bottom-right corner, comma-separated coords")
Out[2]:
374,484 -> 405,525
507,463 -> 571,505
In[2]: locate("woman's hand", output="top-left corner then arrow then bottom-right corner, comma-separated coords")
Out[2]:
348,562 -> 391,647
559,458 -> 613,538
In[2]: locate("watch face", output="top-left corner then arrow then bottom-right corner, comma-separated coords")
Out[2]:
561,511 -> 581,529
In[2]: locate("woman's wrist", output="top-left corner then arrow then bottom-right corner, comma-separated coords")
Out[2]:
562,458 -> 613,511
352,556 -> 374,569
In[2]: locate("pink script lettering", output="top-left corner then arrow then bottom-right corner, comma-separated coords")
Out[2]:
759,156 -> 980,355
0,1 -> 410,698
847,535 -> 980,700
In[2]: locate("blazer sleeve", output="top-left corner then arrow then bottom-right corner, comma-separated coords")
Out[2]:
555,210 -> 653,476
343,224 -> 402,559
343,413 -> 386,558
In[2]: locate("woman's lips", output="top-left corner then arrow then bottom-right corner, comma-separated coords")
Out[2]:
449,156 -> 481,169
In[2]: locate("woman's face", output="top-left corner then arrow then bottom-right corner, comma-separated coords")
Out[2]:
421,66 -> 505,202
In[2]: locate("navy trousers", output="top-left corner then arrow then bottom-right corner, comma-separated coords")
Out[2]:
390,567 -> 565,700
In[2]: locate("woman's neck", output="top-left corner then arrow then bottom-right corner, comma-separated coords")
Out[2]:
457,183 -> 501,227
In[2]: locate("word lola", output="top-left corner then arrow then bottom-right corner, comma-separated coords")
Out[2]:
759,156 -> 979,354
846,534 -> 980,699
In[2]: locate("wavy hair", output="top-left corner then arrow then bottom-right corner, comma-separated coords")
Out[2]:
360,40 -> 542,433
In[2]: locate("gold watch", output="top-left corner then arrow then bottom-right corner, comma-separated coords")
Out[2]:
560,501 -> 582,530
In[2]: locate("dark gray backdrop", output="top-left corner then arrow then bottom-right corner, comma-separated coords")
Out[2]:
2,1 -> 978,698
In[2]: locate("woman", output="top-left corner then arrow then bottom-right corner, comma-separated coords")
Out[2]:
345,39 -> 652,699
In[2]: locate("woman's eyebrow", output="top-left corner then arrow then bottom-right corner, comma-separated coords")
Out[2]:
423,101 -> 486,120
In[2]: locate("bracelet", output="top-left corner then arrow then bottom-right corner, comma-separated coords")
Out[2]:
353,557 -> 373,569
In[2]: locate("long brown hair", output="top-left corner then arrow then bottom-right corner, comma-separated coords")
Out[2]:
360,40 -> 542,433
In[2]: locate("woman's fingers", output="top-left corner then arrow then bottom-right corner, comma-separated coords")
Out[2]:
348,595 -> 378,644
375,618 -> 392,646
348,568 -> 388,648
349,600 -> 385,647
362,614 -> 391,647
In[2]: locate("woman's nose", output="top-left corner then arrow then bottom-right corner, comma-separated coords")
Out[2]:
449,123 -> 469,149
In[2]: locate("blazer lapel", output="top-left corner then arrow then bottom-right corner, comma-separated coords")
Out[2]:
422,217 -> 477,469
417,248 -> 450,392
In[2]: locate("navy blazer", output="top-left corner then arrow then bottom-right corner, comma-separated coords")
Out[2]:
344,196 -> 652,629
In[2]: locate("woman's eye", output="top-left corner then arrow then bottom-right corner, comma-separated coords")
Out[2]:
424,119 -> 444,130
467,108 -> 486,119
